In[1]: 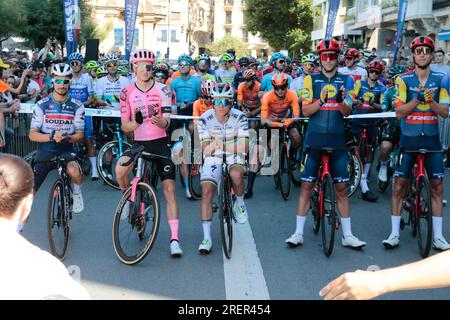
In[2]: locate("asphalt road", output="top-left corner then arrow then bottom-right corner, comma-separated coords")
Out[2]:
24,167 -> 450,300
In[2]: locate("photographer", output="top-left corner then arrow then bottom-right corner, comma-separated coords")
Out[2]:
37,37 -> 62,62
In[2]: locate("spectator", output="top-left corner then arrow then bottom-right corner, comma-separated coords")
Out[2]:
431,49 -> 450,79
0,154 -> 90,300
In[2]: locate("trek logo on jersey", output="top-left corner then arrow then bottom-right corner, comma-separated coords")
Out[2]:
320,84 -> 337,101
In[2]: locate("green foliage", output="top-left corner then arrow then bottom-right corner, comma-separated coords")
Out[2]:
0,0 -> 21,44
244,0 -> 313,54
207,35 -> 250,57
346,39 -> 364,50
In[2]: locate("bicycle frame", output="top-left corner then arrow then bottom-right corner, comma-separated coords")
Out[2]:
318,154 -> 331,219
114,123 -> 126,158
358,127 -> 368,162
413,154 -> 427,218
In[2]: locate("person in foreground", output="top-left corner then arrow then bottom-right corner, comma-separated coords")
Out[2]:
319,250 -> 450,300
0,154 -> 89,300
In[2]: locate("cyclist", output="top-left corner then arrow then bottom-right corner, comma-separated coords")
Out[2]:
286,38 -> 366,249
196,83 -> 249,254
67,52 -> 98,181
153,62 -> 171,84
232,57 -> 251,92
117,65 -> 129,78
116,49 -> 183,257
378,65 -> 407,190
95,53 -> 130,179
382,36 -> 450,250
193,78 -> 215,120
259,52 -> 293,96
28,63 -> 85,214
170,54 -> 202,199
290,53 -> 317,98
348,60 -> 386,202
193,53 -> 216,81
339,48 -> 368,82
248,57 -> 263,81
95,65 -> 108,79
85,60 -> 100,80
215,53 -> 237,86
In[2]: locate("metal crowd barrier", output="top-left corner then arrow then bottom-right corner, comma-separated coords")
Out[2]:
0,113 -> 38,158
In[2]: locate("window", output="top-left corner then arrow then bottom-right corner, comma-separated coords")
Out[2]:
225,11 -> 232,24
225,28 -> 231,35
171,30 -> 178,42
159,30 -> 167,42
242,28 -> 248,43
224,0 -> 234,6
114,28 -> 124,46
171,12 -> 181,21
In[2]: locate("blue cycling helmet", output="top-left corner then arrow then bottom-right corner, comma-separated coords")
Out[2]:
269,52 -> 287,65
389,65 -> 407,77
211,83 -> 234,99
68,52 -> 85,62
178,54 -> 194,66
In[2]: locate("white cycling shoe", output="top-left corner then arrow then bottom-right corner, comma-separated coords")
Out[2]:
382,234 -> 400,249
342,235 -> 366,249
433,237 -> 450,251
285,233 -> 304,247
198,239 -> 212,255
170,240 -> 183,257
378,166 -> 388,182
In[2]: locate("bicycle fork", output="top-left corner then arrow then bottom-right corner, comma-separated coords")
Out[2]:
130,157 -> 145,224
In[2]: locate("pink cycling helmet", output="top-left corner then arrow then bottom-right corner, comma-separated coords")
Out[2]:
131,49 -> 156,64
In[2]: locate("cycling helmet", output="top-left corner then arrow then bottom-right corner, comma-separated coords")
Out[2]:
196,53 -> 211,64
344,48 -> 360,57
51,63 -> 73,78
219,53 -> 234,63
178,54 -> 194,66
117,66 -> 129,76
131,49 -> 156,64
389,65 -> 407,77
238,57 -> 250,66
301,53 -> 317,64
211,83 -> 234,99
68,52 -> 84,62
248,57 -> 258,65
85,60 -> 100,70
243,69 -> 257,80
201,78 -> 215,97
96,66 -> 108,77
316,38 -> 340,54
154,63 -> 169,78
103,53 -> 119,64
269,52 -> 286,65
271,73 -> 288,87
367,60 -> 384,72
410,36 -> 435,51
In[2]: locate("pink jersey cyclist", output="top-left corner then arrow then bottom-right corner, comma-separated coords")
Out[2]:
120,81 -> 172,141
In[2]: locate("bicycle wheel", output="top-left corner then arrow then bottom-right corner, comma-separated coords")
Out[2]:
359,136 -> 367,164
24,150 -> 37,171
47,179 -> 70,261
291,147 -> 303,187
112,182 -> 160,265
311,184 -> 321,234
347,153 -> 362,198
97,140 -> 132,190
320,174 -> 336,257
416,176 -> 432,258
188,163 -> 202,200
279,144 -> 291,200
219,175 -> 233,259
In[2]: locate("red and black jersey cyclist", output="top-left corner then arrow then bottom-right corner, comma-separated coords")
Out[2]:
347,60 -> 387,202
285,38 -> 367,249
382,36 -> 450,250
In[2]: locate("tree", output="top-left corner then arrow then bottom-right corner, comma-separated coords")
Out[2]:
0,0 -> 22,49
244,0 -> 313,55
206,35 -> 250,58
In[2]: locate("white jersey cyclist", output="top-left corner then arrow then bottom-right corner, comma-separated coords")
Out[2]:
69,73 -> 94,104
339,66 -> 368,82
95,76 -> 130,111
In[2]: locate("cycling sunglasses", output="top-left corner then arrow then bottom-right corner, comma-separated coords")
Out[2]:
106,62 -> 118,68
53,79 -> 71,85
249,63 -> 258,68
344,56 -> 355,61
368,69 -> 381,75
179,60 -> 191,67
303,62 -> 315,68
154,72 -> 168,79
70,61 -> 82,67
240,63 -> 249,68
274,84 -> 288,91
214,98 -> 232,107
414,47 -> 432,56
135,63 -> 153,72
320,52 -> 339,62
277,60 -> 286,64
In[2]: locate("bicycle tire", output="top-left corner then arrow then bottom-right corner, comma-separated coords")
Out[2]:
311,183 -> 321,234
321,174 -> 336,257
188,163 -> 202,200
279,144 -> 291,200
47,179 -> 70,261
112,182 -> 160,265
416,176 -> 432,258
291,147 -> 303,187
24,150 -> 37,171
359,136 -> 367,164
347,153 -> 362,198
97,140 -> 132,190
219,175 -> 233,259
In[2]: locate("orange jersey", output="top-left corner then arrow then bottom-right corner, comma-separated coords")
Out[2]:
261,89 -> 300,120
193,98 -> 213,122
237,81 -> 261,110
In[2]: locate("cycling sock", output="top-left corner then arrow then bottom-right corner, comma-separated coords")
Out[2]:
168,219 -> 179,241
236,195 -> 245,206
247,171 -> 257,191
202,220 -> 212,242
360,176 -> 369,193
341,217 -> 352,237
391,215 -> 401,237
364,163 -> 371,177
295,215 -> 306,235
184,179 -> 189,190
73,183 -> 82,194
90,157 -> 98,174
380,159 -> 389,166
432,216 -> 443,241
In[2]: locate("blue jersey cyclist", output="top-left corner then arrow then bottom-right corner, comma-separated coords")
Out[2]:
259,52 -> 293,94
29,63 -> 85,214
383,36 -> 450,251
348,60 -> 386,202
285,38 -> 367,249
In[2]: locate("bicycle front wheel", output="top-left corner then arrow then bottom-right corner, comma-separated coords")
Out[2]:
416,176 -> 432,258
47,179 -> 70,261
311,184 -> 321,234
347,152 -> 362,198
188,163 -> 202,200
291,146 -> 303,187
279,144 -> 291,200
219,175 -> 233,259
112,182 -> 160,265
321,174 -> 336,257
97,140 -> 132,190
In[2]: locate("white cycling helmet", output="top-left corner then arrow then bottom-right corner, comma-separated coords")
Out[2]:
211,83 -> 234,99
201,78 -> 215,98
103,53 -> 119,64
50,63 -> 73,78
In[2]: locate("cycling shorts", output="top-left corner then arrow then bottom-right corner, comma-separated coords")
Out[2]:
84,115 -> 94,140
381,124 -> 400,145
200,155 -> 246,187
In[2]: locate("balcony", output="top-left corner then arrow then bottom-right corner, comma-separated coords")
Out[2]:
433,0 -> 450,10
345,7 -> 356,23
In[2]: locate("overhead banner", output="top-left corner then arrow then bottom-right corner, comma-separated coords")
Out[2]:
125,0 -> 139,61
392,0 -> 409,68
63,0 -> 79,56
324,0 -> 340,40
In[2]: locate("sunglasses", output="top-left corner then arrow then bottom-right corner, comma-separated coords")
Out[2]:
303,62 -> 314,68
250,63 -> 258,68
106,62 -> 118,68
214,98 -> 232,107
245,78 -> 255,82
53,79 -> 71,85
240,64 -> 248,68
320,52 -> 339,62
369,69 -> 380,75
70,61 -> 82,67
154,72 -> 168,79
179,61 -> 191,66
344,56 -> 355,61
135,63 -> 153,72
277,60 -> 286,64
274,85 -> 288,91
414,47 -> 432,56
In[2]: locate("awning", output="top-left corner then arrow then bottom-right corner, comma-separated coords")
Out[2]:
438,29 -> 450,41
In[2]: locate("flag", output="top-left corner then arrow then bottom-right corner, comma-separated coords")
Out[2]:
63,0 -> 78,56
325,0 -> 340,40
392,0 -> 409,68
125,0 -> 140,62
